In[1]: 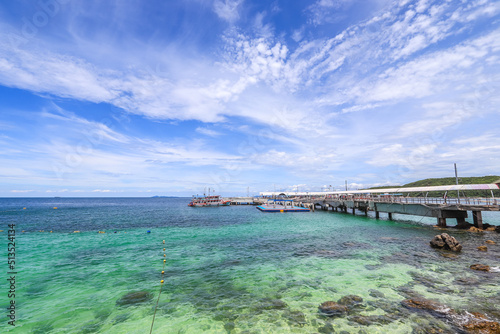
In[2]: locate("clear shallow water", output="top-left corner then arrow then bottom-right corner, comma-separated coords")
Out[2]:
0,197 -> 499,333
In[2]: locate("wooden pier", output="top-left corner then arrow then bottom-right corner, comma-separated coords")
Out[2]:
225,197 -> 256,205
258,184 -> 500,228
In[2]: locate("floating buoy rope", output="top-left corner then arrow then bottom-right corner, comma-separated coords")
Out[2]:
150,240 -> 167,334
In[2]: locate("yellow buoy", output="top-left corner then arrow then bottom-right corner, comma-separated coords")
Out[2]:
53,207 -> 57,209
280,209 -> 284,213
74,231 -> 80,233
160,280 -> 164,284
163,254 -> 166,257
163,248 -> 166,251
162,240 -> 165,244
23,207 -> 26,210
163,259 -> 166,263
161,271 -> 165,274
50,231 -> 53,233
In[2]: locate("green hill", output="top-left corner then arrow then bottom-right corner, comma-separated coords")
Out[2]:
369,175 -> 500,197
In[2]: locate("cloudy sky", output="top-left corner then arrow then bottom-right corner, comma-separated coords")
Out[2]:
1,0 -> 499,197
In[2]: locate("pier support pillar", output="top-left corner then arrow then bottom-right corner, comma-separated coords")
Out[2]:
375,211 -> 379,219
364,208 -> 368,216
388,213 -> 393,220
437,218 -> 447,227
352,208 -> 356,215
456,217 -> 468,228
472,211 -> 483,229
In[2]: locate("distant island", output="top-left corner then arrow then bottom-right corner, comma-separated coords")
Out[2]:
369,175 -> 500,197
151,195 -> 180,198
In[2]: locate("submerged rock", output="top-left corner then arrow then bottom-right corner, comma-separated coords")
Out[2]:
318,322 -> 335,334
348,314 -> 395,326
224,322 -> 235,332
453,276 -> 480,285
403,297 -> 500,334
116,291 -> 152,306
401,298 -> 449,317
478,246 -> 488,252
440,253 -> 458,259
453,311 -> 500,334
256,298 -> 288,311
318,301 -> 348,317
469,227 -> 484,233
283,310 -> 307,327
338,295 -> 364,309
486,240 -> 496,245
369,289 -> 385,298
470,264 -> 490,272
348,315 -> 373,326
430,233 -> 462,252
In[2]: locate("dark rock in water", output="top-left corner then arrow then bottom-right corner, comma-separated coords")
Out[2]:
401,298 -> 449,317
79,320 -> 102,334
470,264 -> 490,272
348,315 -> 373,326
318,322 -> 336,333
116,291 -> 152,306
338,295 -> 364,309
403,297 -> 500,333
411,322 -> 455,334
214,311 -> 238,322
430,233 -> 462,252
367,300 -> 402,314
348,314 -> 395,326
453,276 -> 480,285
112,313 -> 130,324
461,312 -> 500,334
370,289 -> 385,298
409,271 -> 442,288
369,289 -> 385,298
319,301 -> 348,317
397,285 -> 423,300
224,322 -> 235,332
365,264 -> 382,270
283,310 -> 307,327
256,298 -> 288,311
430,235 -> 446,248
94,309 -> 111,321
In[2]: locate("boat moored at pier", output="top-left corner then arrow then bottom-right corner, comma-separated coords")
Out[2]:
188,195 -> 231,207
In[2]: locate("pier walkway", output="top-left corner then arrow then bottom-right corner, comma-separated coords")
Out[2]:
258,184 -> 500,228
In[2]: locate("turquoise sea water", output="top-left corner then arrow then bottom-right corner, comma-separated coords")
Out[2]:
1,197 -> 499,333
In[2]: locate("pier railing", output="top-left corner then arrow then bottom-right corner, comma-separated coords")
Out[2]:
288,195 -> 498,206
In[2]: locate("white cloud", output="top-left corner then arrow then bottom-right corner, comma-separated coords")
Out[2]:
196,127 -> 222,137
213,0 -> 243,23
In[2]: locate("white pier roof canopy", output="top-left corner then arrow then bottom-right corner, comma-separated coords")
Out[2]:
260,184 -> 500,197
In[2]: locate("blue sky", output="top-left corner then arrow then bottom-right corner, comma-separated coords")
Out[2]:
1,0 -> 499,197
